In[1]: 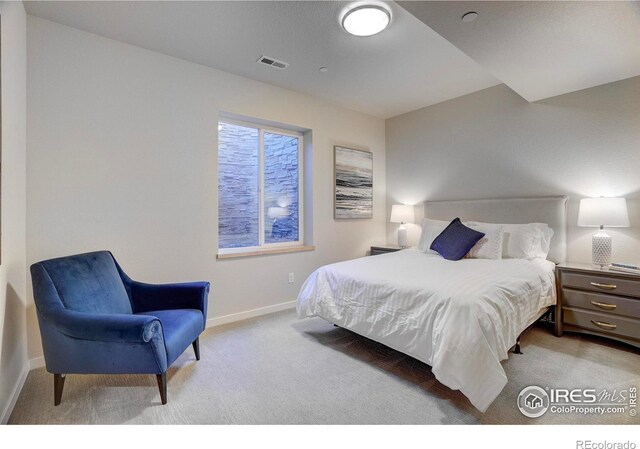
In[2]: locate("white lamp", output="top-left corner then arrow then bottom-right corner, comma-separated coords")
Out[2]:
390,204 -> 415,248
577,197 -> 630,268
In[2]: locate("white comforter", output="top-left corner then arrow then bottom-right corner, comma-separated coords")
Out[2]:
297,249 -> 556,412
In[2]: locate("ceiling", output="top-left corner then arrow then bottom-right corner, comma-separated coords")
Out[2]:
24,1 -> 640,117
399,1 -> 640,102
23,0 -> 500,119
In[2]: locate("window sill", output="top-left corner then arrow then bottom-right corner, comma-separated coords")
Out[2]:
216,245 -> 316,260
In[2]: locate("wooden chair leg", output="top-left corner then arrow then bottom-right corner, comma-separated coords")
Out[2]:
192,337 -> 200,361
54,373 -> 66,406
156,373 -> 167,405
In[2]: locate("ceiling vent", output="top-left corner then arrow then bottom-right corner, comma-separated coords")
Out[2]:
257,55 -> 289,70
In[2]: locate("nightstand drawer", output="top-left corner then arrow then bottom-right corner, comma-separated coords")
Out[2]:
561,272 -> 640,299
563,307 -> 640,341
562,289 -> 640,318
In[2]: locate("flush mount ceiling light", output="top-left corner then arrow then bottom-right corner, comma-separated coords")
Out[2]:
342,5 -> 391,37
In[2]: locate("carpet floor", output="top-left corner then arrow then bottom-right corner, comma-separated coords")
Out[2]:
9,309 -> 640,424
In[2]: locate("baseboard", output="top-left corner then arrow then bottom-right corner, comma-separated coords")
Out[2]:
0,359 -> 30,425
29,356 -> 45,370
206,300 -> 296,328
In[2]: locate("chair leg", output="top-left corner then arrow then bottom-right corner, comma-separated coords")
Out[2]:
156,373 -> 167,405
192,337 -> 200,361
54,373 -> 66,406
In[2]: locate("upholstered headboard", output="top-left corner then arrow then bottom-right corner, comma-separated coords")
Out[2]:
423,196 -> 568,263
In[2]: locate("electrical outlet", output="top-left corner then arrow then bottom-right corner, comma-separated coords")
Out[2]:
288,273 -> 295,284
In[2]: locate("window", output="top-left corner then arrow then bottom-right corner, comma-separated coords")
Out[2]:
218,119 -> 303,254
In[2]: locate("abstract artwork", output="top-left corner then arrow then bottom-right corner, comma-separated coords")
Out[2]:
334,146 -> 373,219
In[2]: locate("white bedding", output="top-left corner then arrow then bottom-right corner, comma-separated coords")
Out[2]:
296,249 -> 556,412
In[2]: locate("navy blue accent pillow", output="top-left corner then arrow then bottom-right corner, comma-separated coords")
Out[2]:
430,218 -> 485,261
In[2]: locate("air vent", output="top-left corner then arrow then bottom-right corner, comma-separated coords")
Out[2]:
257,55 -> 289,70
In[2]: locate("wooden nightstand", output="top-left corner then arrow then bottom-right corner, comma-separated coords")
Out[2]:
556,263 -> 640,348
370,245 -> 403,256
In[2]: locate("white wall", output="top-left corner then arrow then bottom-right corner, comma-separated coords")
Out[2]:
26,17 -> 386,359
386,78 -> 640,264
0,1 -> 28,423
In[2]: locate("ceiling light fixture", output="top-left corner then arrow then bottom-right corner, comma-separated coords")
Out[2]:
461,11 -> 478,23
319,67 -> 328,73
342,5 -> 391,37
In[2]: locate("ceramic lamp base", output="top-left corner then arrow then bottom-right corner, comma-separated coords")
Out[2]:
592,228 -> 611,268
397,225 -> 407,248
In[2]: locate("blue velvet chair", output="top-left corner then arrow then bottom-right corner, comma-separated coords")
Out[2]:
30,251 -> 210,406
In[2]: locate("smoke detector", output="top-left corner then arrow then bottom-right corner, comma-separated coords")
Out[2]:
461,12 -> 478,23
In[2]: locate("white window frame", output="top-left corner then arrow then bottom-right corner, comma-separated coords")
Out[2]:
217,118 -> 304,256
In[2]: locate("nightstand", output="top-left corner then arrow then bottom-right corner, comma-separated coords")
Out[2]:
556,263 -> 640,348
370,245 -> 403,256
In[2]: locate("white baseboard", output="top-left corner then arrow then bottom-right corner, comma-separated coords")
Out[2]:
0,360 -> 30,425
206,300 -> 296,328
29,356 -> 45,370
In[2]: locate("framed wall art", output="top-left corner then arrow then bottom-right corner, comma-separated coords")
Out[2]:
334,146 -> 373,219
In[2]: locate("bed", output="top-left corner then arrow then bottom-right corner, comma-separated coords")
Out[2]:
297,196 -> 567,412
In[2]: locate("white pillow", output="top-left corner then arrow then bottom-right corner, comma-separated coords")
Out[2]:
533,225 -> 554,259
501,224 -> 535,259
500,223 -> 554,260
465,222 -> 505,260
417,218 -> 449,253
463,221 -> 553,259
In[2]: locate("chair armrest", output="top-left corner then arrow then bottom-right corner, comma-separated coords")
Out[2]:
41,308 -> 163,343
129,281 -> 210,315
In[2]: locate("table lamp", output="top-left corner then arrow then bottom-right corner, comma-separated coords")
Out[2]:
390,204 -> 414,248
577,197 -> 630,268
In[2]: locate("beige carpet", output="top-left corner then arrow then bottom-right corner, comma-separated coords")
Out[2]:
9,309 -> 640,424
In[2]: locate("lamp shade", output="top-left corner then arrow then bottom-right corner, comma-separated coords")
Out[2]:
390,204 -> 414,224
577,197 -> 630,227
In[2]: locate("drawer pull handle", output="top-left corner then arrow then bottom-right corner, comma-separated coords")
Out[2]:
590,301 -> 617,310
591,320 -> 617,330
590,282 -> 617,290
